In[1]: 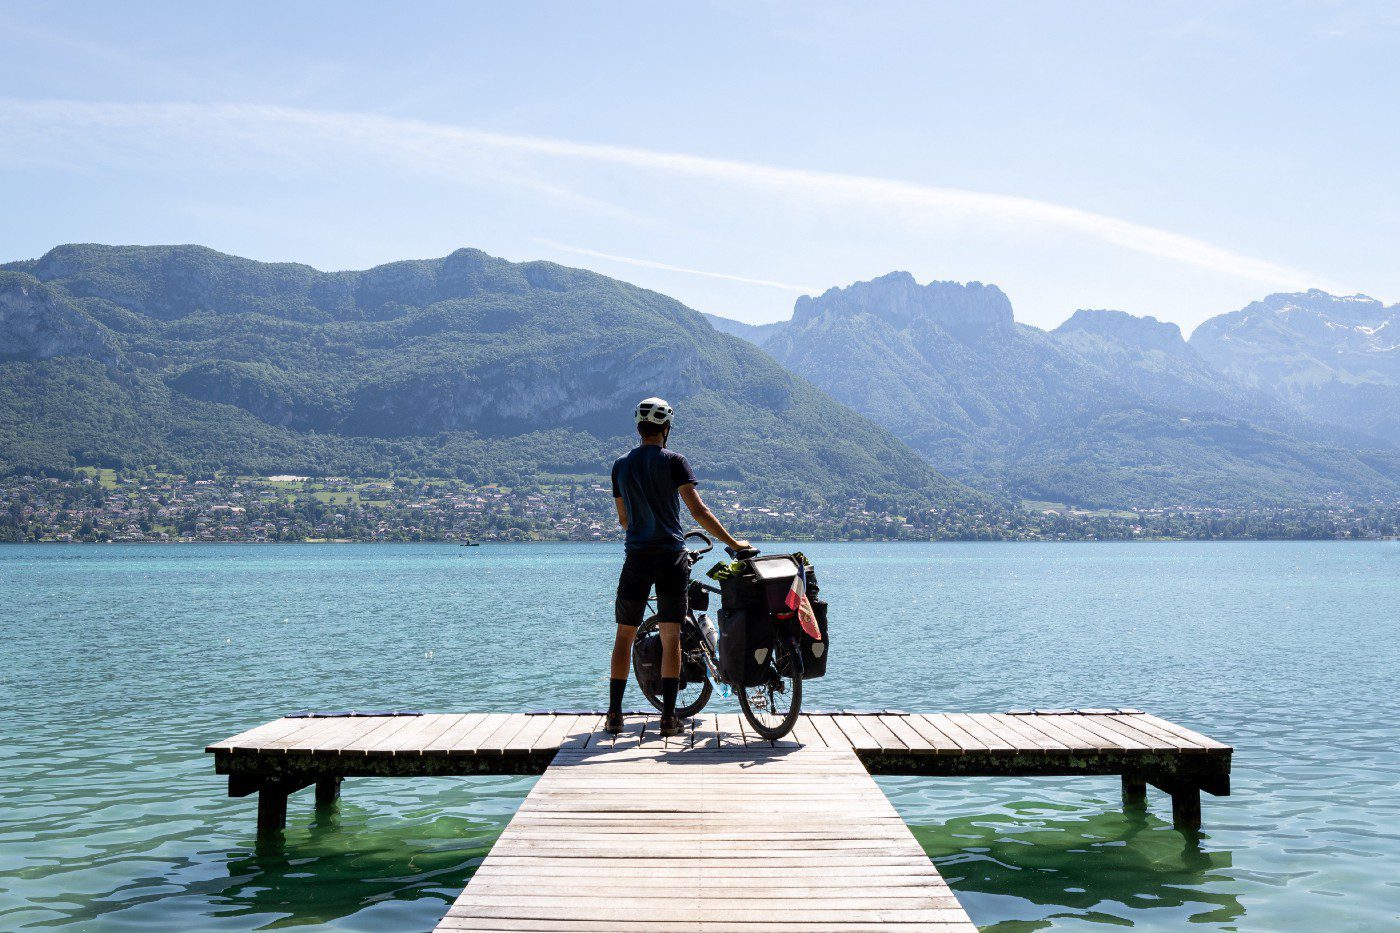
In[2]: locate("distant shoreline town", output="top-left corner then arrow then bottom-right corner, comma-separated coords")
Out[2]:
4,470 -> 1397,544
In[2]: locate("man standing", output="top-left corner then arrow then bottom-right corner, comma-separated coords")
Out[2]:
608,397 -> 749,736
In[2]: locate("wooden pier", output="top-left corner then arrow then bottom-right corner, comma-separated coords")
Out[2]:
208,710 -> 1231,931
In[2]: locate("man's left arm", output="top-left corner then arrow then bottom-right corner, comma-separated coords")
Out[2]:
680,484 -> 746,551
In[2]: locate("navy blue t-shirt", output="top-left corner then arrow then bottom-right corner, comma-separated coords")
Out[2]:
611,445 -> 698,553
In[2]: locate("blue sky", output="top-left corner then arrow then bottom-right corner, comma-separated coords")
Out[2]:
1,1 -> 1395,332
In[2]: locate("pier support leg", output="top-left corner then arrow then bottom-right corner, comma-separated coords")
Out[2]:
315,776 -> 341,807
257,782 -> 289,837
1121,775 -> 1147,808
1171,787 -> 1202,831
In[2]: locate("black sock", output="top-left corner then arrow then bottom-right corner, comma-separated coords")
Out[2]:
609,678 -> 626,715
661,677 -> 679,718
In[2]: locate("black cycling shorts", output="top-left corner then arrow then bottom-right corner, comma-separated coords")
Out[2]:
615,549 -> 689,627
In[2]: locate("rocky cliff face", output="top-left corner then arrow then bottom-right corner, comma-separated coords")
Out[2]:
792,271 -> 1014,341
1055,308 -> 1188,356
0,272 -> 119,366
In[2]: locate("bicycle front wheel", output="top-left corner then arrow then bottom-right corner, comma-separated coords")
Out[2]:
634,617 -> 713,718
738,636 -> 802,740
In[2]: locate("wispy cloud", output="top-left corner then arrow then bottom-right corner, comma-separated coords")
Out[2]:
0,98 -> 1343,292
534,239 -> 821,293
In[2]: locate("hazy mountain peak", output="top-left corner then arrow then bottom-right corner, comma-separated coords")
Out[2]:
792,271 -> 1013,339
1055,308 -> 1186,354
1190,289 -> 1399,447
1195,289 -> 1396,352
702,312 -> 784,345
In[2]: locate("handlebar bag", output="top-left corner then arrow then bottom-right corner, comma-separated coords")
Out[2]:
747,555 -> 802,612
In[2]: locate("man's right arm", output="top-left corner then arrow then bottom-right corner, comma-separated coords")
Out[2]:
680,484 -> 748,552
611,460 -> 627,529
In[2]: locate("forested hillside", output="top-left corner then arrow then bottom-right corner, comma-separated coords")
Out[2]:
0,245 -> 976,512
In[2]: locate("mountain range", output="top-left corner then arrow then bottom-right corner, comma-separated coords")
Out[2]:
0,245 -> 969,511
4,243 -> 1396,514
708,274 -> 1400,508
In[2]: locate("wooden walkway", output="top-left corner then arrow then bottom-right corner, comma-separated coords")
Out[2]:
208,710 -> 1232,930
441,743 -> 973,931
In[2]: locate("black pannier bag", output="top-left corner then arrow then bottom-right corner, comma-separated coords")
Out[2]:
687,578 -> 710,612
632,627 -> 663,692
717,568 -> 776,687
716,606 -> 749,686
799,598 -> 829,679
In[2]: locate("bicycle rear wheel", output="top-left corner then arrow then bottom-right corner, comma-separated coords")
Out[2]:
738,636 -> 802,740
633,617 -> 713,718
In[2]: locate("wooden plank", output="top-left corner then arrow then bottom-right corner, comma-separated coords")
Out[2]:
286,715 -> 398,754
558,715 -> 603,750
530,713 -> 580,752
805,713 -> 852,749
831,714 -> 881,751
473,714 -> 537,754
985,713 -> 1070,753
1006,714 -> 1097,752
713,713 -> 746,749
1126,713 -> 1231,751
420,712 -> 491,752
788,715 -> 827,749
206,717 -> 304,752
501,713 -> 556,753
692,713 -> 720,750
854,715 -> 908,752
605,713 -> 652,752
1092,713 -> 1202,752
256,711 -> 355,750
900,715 -> 967,754
339,715 -> 420,756
367,714 -> 463,756
876,714 -> 934,753
1058,714 -> 1154,752
391,713 -> 470,754
942,714 -> 1015,752
449,712 -> 516,755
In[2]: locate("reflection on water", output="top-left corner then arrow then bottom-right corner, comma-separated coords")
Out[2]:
10,777 -> 527,931
3,541 -> 1399,930
907,796 -> 1241,929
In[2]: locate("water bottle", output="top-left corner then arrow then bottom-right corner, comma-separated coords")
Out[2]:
697,612 -> 720,656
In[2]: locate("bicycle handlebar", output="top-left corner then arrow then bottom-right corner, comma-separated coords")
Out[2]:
684,530 -> 713,555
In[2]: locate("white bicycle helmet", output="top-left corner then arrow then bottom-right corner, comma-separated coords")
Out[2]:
635,397 -> 674,426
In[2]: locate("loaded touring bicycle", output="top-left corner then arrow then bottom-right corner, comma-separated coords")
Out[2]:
631,532 -> 829,740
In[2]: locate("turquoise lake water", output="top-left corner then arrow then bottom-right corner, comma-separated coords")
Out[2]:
2,541 -> 1398,931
